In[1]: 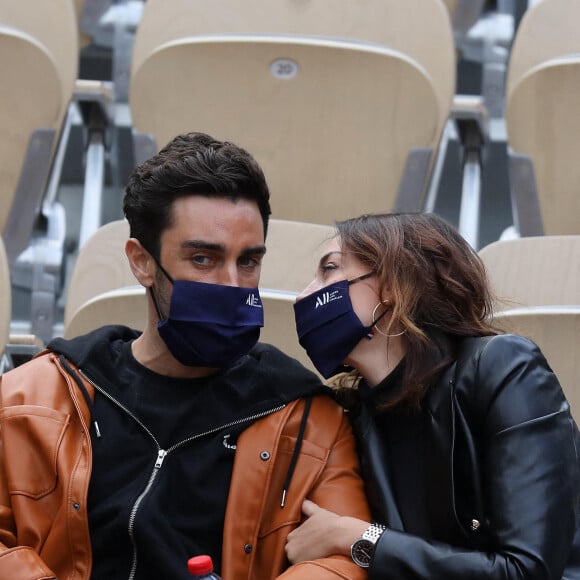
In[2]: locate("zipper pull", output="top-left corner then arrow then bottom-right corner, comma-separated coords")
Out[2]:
155,449 -> 167,469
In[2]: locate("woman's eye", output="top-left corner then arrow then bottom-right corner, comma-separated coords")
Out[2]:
321,262 -> 338,274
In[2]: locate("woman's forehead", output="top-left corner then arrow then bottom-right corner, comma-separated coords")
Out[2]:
321,236 -> 341,254
318,237 -> 364,270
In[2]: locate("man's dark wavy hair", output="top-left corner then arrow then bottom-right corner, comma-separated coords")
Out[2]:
123,132 -> 271,259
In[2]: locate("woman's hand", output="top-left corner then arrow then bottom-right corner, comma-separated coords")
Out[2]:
285,499 -> 370,563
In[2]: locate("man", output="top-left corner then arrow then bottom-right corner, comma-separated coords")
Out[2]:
0,133 -> 370,579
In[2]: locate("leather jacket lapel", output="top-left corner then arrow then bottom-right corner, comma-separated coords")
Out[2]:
352,404 -> 404,531
424,362 -> 465,542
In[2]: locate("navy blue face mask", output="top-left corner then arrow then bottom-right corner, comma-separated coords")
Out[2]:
294,273 -> 382,378
151,265 -> 264,368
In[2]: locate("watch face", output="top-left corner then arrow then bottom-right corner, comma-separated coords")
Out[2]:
351,539 -> 373,568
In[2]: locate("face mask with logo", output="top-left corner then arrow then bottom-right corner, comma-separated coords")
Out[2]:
152,265 -> 264,368
294,273 -> 381,378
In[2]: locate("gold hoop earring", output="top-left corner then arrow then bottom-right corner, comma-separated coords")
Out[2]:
371,301 -> 406,338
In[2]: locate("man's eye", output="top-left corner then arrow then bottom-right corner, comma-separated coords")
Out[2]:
239,257 -> 261,268
192,255 -> 211,265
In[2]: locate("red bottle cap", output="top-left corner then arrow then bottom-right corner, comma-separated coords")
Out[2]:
188,555 -> 214,575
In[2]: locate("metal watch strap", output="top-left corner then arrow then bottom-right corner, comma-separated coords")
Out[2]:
361,522 -> 387,543
351,523 -> 387,568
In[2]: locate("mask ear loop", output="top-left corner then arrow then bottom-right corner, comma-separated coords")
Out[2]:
371,301 -> 406,338
147,252 -> 174,323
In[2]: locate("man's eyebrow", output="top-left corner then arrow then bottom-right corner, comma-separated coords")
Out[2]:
182,240 -> 225,252
241,244 -> 267,257
180,240 -> 267,256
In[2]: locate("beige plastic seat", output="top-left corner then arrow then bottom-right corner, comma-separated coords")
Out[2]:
1,0 -> 78,120
0,26 -> 63,238
65,285 -> 146,339
478,235 -> 580,311
0,1 -> 79,342
64,219 -> 134,330
506,55 -> 580,236
260,220 -> 334,292
260,220 -> 334,375
260,289 -> 317,374
131,37 -> 439,224
0,234 -> 44,369
480,234 -> 580,417
506,0 -> 580,100
130,0 -> 455,223
0,0 -> 78,233
505,0 -> 580,236
493,306 -> 580,419
131,0 -> 455,133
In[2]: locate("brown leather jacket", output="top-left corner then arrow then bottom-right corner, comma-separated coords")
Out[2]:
0,351 -> 370,580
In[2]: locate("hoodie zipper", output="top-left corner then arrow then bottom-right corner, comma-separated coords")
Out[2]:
79,369 -> 286,580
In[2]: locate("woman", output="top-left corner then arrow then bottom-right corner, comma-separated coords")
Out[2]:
288,212 -> 580,579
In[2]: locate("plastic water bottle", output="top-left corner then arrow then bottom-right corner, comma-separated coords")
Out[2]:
187,555 -> 222,579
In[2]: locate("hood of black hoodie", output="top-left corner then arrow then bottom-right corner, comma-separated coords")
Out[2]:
47,325 -> 329,410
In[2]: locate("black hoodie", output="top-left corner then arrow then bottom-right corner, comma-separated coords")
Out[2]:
48,325 -> 325,580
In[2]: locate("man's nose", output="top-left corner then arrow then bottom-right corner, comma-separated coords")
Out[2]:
217,264 -> 240,287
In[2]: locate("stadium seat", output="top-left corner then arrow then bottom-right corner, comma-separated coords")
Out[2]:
505,0 -> 580,236
478,235 -> 580,311
0,25 -> 67,253
493,306 -> 580,419
129,0 -> 455,224
0,0 -> 78,238
0,235 -> 41,370
65,285 -> 145,339
0,0 -> 78,118
259,289 -> 317,374
506,0 -> 580,97
260,220 -> 334,293
479,235 -> 580,416
63,219 -> 134,330
0,0 -> 82,343
131,0 -> 455,131
506,55 -> 580,236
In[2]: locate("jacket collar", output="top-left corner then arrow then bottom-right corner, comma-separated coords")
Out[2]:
423,361 -> 466,542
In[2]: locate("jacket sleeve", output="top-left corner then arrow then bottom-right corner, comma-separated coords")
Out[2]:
276,399 -> 371,580
0,502 -> 58,580
223,395 -> 371,580
0,376 -> 59,580
370,334 -> 580,580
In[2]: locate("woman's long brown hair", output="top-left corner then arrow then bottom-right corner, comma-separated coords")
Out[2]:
334,212 -> 498,410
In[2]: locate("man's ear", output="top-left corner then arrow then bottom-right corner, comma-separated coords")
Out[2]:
126,238 -> 155,287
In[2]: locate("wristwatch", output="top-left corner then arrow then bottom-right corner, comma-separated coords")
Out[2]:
350,523 -> 387,568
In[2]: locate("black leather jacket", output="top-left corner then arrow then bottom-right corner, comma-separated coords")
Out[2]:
350,334 -> 580,579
